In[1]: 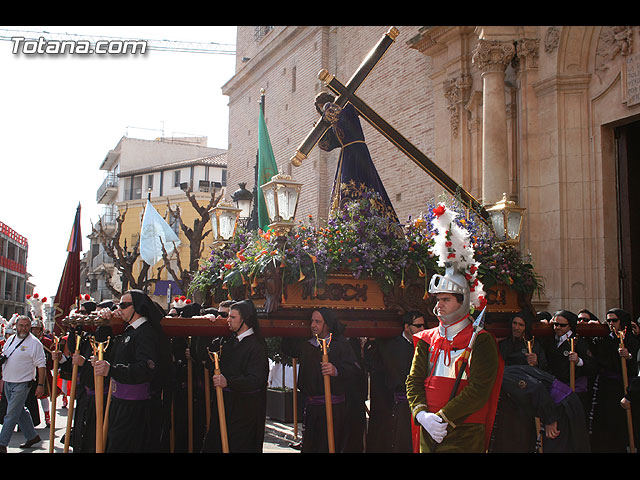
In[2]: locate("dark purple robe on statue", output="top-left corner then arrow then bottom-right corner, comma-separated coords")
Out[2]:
318,103 -> 398,222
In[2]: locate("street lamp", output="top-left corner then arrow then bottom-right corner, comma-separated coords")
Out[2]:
209,201 -> 242,248
486,193 -> 525,244
260,172 -> 303,236
231,182 -> 253,225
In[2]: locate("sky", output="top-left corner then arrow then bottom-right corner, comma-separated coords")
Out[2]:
0,25 -> 237,299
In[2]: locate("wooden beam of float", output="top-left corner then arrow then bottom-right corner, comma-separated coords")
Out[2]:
65,314 -> 610,339
60,276 -> 609,338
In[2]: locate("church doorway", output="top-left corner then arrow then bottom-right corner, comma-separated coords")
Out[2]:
615,120 -> 640,316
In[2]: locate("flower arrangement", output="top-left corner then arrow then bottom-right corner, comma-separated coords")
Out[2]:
188,190 -> 543,304
425,196 -> 544,298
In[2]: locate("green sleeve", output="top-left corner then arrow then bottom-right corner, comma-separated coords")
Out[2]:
406,338 -> 430,423
440,331 -> 499,426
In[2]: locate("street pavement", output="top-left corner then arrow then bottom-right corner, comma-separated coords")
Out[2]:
1,401 -> 300,454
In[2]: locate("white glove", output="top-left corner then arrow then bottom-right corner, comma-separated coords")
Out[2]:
416,411 -> 448,443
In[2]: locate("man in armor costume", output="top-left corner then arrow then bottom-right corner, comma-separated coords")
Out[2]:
406,204 -> 502,453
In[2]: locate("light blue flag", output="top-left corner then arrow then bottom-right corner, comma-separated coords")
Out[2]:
140,200 -> 181,266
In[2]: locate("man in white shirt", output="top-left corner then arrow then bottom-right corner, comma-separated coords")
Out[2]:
0,315 -> 47,452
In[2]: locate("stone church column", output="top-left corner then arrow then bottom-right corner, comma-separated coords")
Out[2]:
472,39 -> 516,205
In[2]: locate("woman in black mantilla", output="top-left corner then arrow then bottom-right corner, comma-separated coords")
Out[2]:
93,289 -> 172,453
200,300 -> 269,453
315,92 -> 398,223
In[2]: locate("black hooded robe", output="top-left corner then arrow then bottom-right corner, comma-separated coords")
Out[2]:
200,332 -> 269,453
104,291 -> 171,453
281,333 -> 360,453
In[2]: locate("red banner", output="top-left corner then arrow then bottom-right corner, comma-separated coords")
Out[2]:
53,204 -> 82,335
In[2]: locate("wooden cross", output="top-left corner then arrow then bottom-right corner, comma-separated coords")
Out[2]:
289,26 -> 489,222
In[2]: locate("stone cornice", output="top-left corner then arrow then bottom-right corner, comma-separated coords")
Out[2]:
532,73 -> 592,96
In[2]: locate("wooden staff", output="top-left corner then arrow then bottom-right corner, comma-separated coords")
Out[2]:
527,338 -> 543,453
569,338 -> 575,391
318,335 -> 335,453
48,335 -> 60,453
616,329 -> 636,453
102,379 -> 113,446
209,350 -> 229,453
170,401 -> 175,453
292,358 -> 298,440
204,364 -> 211,428
63,334 -> 82,453
91,337 -> 110,453
187,336 -> 193,453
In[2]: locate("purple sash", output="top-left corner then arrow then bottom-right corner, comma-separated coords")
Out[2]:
111,380 -> 151,401
306,394 -> 345,406
394,391 -> 408,403
549,379 -> 573,404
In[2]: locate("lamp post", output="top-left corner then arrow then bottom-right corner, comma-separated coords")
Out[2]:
260,172 -> 303,238
486,193 -> 525,244
231,182 -> 253,228
209,202 -> 242,249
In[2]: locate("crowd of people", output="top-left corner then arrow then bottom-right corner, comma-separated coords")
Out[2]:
491,307 -> 640,453
1,286 -> 639,454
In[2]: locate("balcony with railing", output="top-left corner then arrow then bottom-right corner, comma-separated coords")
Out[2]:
97,173 -> 119,204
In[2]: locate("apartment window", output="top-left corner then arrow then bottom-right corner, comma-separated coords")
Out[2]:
173,170 -> 181,187
131,176 -> 142,200
254,26 -> 273,42
221,169 -> 227,187
147,174 -> 154,192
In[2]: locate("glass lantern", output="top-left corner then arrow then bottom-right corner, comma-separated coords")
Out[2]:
486,193 -> 525,244
209,202 -> 242,246
260,172 -> 303,236
231,182 -> 253,221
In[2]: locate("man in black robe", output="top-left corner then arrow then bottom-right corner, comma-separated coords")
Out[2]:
499,310 -> 548,370
201,300 -> 269,453
365,311 -> 425,452
543,310 -> 596,421
169,301 -> 209,453
93,289 -> 172,453
590,308 -> 639,452
490,365 -> 590,453
281,307 -> 361,453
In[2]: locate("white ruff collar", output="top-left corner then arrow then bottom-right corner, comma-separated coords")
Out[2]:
438,315 -> 471,340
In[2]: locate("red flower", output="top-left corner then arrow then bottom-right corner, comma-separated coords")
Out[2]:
445,241 -> 452,248
224,263 -> 233,270
478,295 -> 488,309
447,253 -> 456,259
432,205 -> 446,218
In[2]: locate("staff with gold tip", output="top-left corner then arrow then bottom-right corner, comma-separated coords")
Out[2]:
92,290 -> 172,453
200,300 -> 269,453
281,308 -> 360,453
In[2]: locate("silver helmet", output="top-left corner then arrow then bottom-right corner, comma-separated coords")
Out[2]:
429,263 -> 471,325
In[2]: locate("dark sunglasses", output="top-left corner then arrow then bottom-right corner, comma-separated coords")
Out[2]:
118,301 -> 134,309
551,322 -> 569,327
